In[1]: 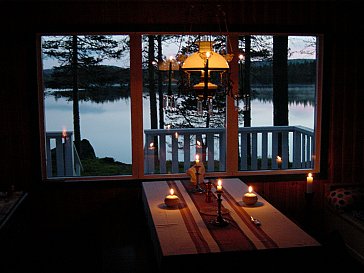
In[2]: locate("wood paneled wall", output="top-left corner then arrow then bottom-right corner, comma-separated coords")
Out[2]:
0,0 -> 363,193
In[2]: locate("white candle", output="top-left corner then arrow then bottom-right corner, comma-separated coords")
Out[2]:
216,179 -> 222,191
243,185 -> 258,205
306,173 -> 313,193
164,188 -> 179,207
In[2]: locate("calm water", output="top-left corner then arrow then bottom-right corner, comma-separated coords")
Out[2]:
44,86 -> 315,164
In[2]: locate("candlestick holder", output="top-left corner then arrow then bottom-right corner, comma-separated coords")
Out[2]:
190,165 -> 205,193
211,189 -> 229,227
205,179 -> 213,203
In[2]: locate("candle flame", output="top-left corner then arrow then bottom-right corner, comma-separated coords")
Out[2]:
62,127 -> 67,138
197,140 -> 201,146
248,186 -> 253,193
206,51 -> 211,59
276,156 -> 282,161
149,142 -> 154,148
308,172 -> 312,178
170,188 -> 174,195
175,132 -> 179,139
218,179 -> 222,187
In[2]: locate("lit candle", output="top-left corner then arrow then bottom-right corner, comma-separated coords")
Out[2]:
62,127 -> 67,139
149,142 -> 155,150
276,156 -> 282,167
195,154 -> 200,164
216,179 -> 222,191
243,185 -> 258,205
164,188 -> 179,207
306,173 -> 313,194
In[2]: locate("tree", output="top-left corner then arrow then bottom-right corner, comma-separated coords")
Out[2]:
273,35 -> 289,159
42,35 -> 126,155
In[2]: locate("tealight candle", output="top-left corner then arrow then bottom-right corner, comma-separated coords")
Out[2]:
216,179 -> 222,191
164,188 -> 179,207
306,173 -> 313,194
243,186 -> 258,205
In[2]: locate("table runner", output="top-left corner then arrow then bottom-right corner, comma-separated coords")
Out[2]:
142,178 -> 320,257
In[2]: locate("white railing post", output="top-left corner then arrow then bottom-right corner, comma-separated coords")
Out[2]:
261,132 -> 268,169
251,132 -> 258,169
293,130 -> 302,168
219,132 -> 226,172
160,135 -> 167,173
55,137 -> 64,176
45,131 -> 81,177
172,134 -> 179,173
272,131 -> 279,169
282,131 -> 289,169
64,133 -> 74,176
143,126 -> 314,174
240,131 -> 248,170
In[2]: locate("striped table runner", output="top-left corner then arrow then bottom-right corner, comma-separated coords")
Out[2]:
142,178 -> 320,257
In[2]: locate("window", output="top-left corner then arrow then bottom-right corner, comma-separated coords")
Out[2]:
237,35 -> 318,172
41,34 -> 132,178
38,33 -> 321,180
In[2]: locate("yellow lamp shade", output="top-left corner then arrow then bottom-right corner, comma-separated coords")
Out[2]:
182,52 -> 229,71
182,41 -> 229,72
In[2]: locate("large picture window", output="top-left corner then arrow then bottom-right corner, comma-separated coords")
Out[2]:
39,33 -> 321,180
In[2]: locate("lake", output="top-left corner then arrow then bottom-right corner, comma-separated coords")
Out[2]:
44,85 -> 315,164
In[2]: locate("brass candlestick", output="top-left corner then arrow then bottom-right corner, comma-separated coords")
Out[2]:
190,165 -> 205,193
212,189 -> 229,226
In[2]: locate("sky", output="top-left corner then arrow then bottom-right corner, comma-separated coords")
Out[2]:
42,35 -> 316,69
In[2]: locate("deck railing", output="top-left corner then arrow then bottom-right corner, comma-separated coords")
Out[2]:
45,131 -> 82,177
144,125 -> 314,174
45,126 -> 314,177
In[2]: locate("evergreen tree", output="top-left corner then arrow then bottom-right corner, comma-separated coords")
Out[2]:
42,35 -> 127,155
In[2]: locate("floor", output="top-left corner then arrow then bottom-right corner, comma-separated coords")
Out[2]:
1,192 -> 364,273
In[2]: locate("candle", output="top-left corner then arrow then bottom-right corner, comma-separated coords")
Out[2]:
195,154 -> 200,164
306,173 -> 313,193
164,188 -> 179,207
216,179 -> 222,191
276,156 -> 282,167
149,142 -> 155,150
243,185 -> 258,205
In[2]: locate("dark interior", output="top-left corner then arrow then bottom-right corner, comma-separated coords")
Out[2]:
1,1 -> 364,272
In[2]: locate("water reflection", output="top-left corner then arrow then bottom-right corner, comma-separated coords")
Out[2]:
44,85 -> 315,165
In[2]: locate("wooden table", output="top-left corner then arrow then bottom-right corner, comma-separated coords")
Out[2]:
142,178 -> 321,273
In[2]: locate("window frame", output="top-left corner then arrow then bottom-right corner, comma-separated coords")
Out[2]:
37,32 -> 323,182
